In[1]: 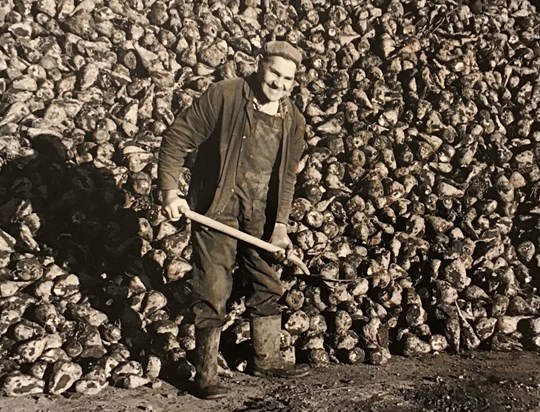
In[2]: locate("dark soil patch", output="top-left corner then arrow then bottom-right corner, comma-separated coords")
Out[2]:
1,351 -> 540,412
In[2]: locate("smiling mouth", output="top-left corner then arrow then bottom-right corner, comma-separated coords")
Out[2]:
267,84 -> 282,91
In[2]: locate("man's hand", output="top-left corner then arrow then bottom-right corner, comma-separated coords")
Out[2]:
270,222 -> 294,264
161,190 -> 190,221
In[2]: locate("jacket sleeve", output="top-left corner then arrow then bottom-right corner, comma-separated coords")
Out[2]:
276,112 -> 306,224
157,83 -> 223,191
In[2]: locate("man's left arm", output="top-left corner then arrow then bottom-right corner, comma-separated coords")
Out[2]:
271,113 -> 307,254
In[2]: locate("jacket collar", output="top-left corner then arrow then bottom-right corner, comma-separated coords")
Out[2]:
242,75 -> 294,148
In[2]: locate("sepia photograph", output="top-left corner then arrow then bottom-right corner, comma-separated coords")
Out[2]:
0,0 -> 540,410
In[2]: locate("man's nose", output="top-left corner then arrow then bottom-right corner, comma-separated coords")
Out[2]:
274,77 -> 285,89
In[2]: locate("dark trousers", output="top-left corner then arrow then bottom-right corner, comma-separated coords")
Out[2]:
191,190 -> 284,329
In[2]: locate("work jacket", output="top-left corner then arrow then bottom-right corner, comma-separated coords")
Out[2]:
157,75 -> 306,228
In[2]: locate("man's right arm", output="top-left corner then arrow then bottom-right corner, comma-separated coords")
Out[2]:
157,82 -> 222,191
157,83 -> 223,219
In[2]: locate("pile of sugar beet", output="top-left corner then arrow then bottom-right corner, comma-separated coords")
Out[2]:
0,0 -> 540,398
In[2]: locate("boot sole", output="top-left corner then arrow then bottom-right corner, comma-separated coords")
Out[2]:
201,393 -> 229,400
194,385 -> 230,400
253,369 -> 311,379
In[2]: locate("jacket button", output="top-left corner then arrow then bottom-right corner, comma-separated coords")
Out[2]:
242,135 -> 247,139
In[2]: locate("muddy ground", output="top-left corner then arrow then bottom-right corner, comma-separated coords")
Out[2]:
1,350 -> 540,412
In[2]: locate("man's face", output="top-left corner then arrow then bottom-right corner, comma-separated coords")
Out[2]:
257,55 -> 297,102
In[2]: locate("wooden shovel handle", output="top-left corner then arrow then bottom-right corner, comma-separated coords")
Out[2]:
184,210 -> 310,275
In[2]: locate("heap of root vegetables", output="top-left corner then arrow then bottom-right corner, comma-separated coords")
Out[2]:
0,0 -> 540,397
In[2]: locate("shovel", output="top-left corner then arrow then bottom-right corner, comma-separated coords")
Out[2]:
183,210 -> 311,275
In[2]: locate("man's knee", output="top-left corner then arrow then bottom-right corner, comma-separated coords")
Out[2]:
193,299 -> 227,329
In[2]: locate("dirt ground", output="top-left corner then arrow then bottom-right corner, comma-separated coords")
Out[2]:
1,350 -> 540,412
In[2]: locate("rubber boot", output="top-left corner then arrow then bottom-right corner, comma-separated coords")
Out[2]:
194,327 -> 229,400
250,315 -> 311,378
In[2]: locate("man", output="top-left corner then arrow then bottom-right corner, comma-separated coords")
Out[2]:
158,41 -> 310,400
